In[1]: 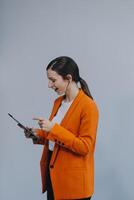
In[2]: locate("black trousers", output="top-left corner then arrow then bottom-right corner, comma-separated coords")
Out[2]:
46,150 -> 91,200
46,150 -> 54,200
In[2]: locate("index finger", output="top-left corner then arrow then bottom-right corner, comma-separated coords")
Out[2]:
33,117 -> 44,121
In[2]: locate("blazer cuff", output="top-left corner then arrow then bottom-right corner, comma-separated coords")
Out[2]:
47,123 -> 75,147
35,129 -> 48,139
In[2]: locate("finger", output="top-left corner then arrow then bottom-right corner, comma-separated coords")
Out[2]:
33,117 -> 44,121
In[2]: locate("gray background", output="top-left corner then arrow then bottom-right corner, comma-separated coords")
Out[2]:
1,0 -> 134,200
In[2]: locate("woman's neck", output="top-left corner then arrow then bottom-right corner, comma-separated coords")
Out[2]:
64,83 -> 80,102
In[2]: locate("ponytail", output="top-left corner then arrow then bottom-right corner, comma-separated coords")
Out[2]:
79,77 -> 93,100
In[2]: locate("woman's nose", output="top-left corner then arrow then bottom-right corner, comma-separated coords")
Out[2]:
48,81 -> 53,88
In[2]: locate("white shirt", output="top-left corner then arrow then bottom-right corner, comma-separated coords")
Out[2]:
49,99 -> 74,151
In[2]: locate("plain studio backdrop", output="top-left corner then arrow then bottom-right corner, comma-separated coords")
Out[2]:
0,0 -> 134,200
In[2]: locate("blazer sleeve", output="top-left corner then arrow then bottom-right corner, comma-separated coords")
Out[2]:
47,102 -> 99,156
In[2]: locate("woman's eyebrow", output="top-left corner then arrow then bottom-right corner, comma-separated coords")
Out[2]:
48,77 -> 56,80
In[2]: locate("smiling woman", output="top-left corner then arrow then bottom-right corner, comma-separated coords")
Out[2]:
24,56 -> 99,200
47,69 -> 69,95
46,56 -> 93,100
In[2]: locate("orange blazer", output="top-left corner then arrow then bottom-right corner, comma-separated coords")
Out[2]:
35,89 -> 99,200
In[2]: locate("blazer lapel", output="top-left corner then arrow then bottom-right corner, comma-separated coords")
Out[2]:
49,89 -> 84,168
49,89 -> 84,125
49,96 -> 63,120
60,89 -> 84,126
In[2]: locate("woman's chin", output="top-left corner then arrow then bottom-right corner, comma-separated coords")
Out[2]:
56,90 -> 64,95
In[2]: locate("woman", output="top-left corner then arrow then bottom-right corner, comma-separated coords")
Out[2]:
25,56 -> 99,200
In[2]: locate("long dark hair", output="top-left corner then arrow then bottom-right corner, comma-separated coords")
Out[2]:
46,56 -> 93,99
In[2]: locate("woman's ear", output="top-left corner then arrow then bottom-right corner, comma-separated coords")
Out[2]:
66,74 -> 72,82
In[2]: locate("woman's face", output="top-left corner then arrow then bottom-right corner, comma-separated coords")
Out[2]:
47,68 -> 69,95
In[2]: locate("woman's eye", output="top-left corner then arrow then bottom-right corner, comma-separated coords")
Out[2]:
48,78 -> 56,84
50,79 -> 56,83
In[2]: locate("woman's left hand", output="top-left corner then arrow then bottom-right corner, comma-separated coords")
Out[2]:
33,117 -> 54,132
